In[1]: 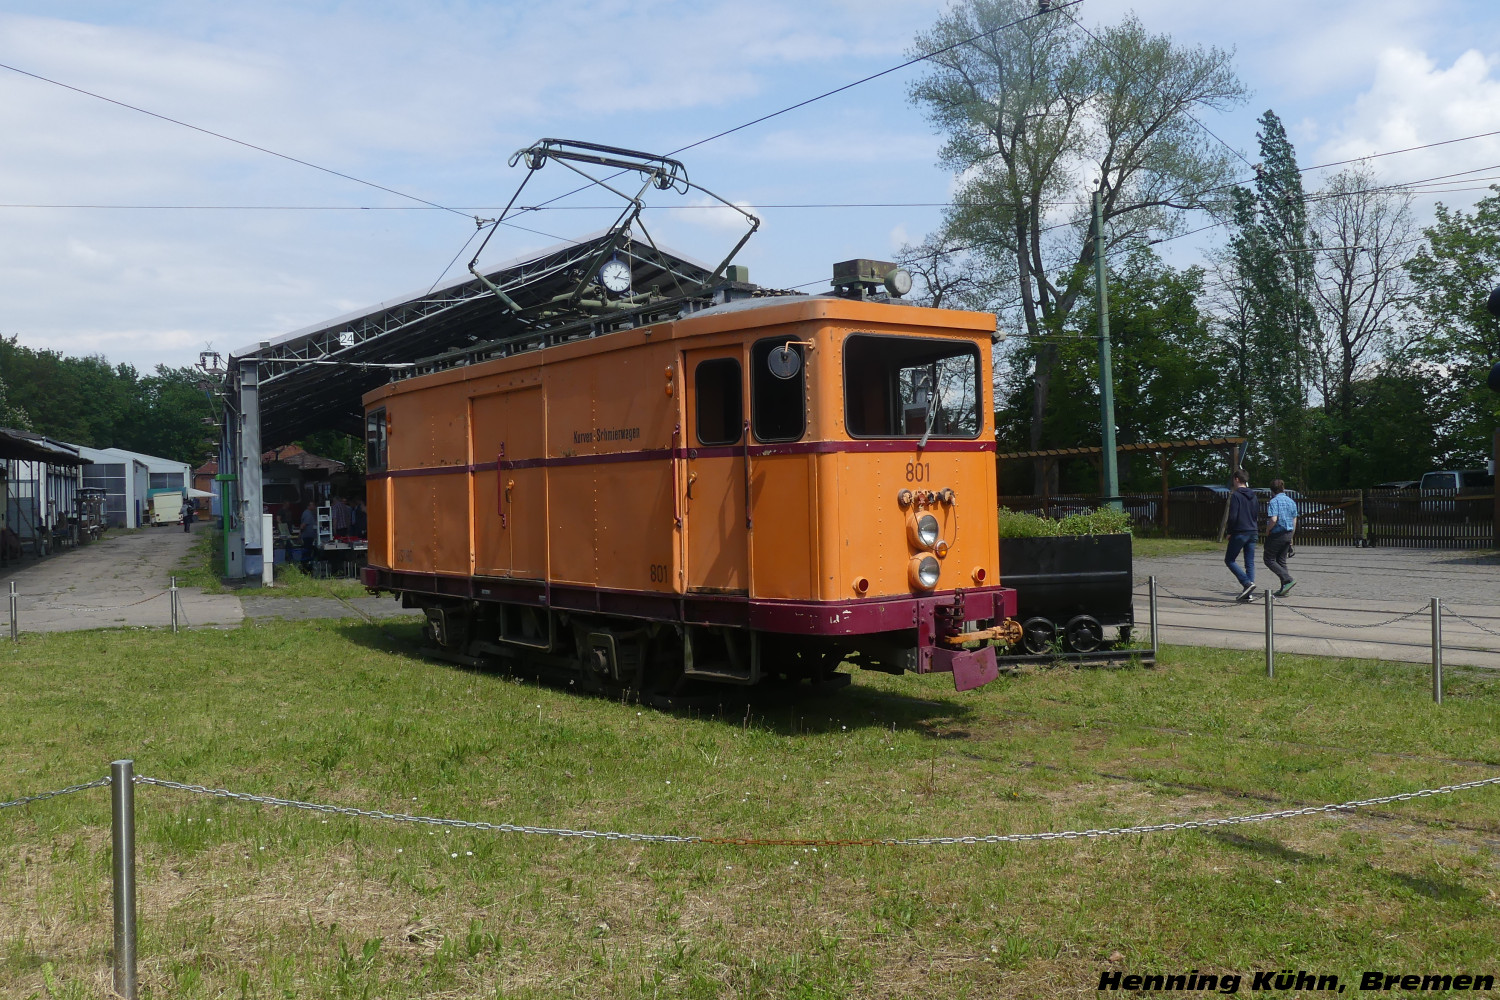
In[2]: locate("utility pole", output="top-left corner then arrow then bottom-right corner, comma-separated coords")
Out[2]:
1093,187 -> 1120,508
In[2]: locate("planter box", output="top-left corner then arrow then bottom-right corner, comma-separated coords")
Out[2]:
999,533 -> 1133,627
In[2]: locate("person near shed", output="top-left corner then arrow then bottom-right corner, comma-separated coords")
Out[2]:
179,496 -> 195,533
1224,470 -> 1258,601
299,503 -> 318,558
1264,479 -> 1298,597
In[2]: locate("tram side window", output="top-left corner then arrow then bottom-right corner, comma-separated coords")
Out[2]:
366,408 -> 387,472
751,338 -> 806,442
695,359 -> 743,446
844,335 -> 980,439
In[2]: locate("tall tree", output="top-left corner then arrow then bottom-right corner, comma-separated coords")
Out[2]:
897,230 -> 1002,312
995,250 -> 1226,492
1306,163 -> 1415,486
1222,110 -> 1318,483
1404,186 -> 1500,465
0,337 -> 214,464
908,0 -> 1245,490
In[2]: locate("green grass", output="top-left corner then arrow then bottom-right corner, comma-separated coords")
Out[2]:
1131,536 -> 1225,558
175,528 -> 367,600
2,621 -> 1499,997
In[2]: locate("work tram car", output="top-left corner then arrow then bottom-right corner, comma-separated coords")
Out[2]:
361,261 -> 1023,697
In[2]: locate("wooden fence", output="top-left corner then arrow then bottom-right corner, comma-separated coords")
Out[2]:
998,489 -> 1496,549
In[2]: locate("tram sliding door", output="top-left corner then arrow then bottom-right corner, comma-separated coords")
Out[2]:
682,348 -> 749,594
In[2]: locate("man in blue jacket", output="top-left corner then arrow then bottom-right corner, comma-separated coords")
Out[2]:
1264,479 -> 1298,597
1224,471 -> 1258,601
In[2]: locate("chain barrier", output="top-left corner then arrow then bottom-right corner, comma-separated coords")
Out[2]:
134,772 -> 1500,848
133,777 -> 699,843
0,776 -> 111,811
1279,603 -> 1429,630
1152,584 -> 1234,608
47,591 -> 171,612
7,771 -> 1500,845
1444,606 -> 1500,639
1144,583 -> 1447,631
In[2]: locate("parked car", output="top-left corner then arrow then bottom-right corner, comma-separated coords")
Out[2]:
1420,469 -> 1494,517
1421,470 -> 1492,492
1374,480 -> 1418,491
1167,484 -> 1229,497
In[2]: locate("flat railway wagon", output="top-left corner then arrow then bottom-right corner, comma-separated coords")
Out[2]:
362,283 -> 1021,695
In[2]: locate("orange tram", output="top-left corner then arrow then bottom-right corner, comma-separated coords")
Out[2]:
361,273 -> 1022,696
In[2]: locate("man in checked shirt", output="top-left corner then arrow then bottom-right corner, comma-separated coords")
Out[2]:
1263,479 -> 1298,597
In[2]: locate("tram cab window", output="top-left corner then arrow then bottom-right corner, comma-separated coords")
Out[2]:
695,358 -> 743,446
844,335 -> 980,438
365,408 -> 387,472
751,338 -> 806,442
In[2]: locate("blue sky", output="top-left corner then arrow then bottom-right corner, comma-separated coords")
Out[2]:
2,0 -> 1499,370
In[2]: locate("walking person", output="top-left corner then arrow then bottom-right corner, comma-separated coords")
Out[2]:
1224,471 -> 1258,601
1263,479 -> 1298,597
179,496 -> 195,533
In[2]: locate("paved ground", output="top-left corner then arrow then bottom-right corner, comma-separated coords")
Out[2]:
1135,545 -> 1500,669
0,526 -> 417,634
0,526 -> 243,632
2,528 -> 1494,671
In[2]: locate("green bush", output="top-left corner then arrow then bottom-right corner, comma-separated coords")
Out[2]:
997,506 -> 1133,538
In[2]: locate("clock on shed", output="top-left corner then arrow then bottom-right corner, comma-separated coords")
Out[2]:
598,257 -> 631,295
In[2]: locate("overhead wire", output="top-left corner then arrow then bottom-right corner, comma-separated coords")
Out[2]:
490,2 -> 1085,223
0,58 -> 469,220
0,56 -> 575,251
8,7 -> 1500,307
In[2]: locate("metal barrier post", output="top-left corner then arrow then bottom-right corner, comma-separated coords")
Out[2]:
8,581 -> 15,642
111,759 -> 137,999
1431,598 -> 1443,705
1264,590 -> 1275,678
1148,576 -> 1159,655
170,576 -> 178,633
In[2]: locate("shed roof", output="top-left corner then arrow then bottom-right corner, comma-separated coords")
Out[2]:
231,233 -> 721,447
0,429 -> 86,465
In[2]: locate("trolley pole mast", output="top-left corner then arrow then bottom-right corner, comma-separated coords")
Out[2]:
1093,186 -> 1120,509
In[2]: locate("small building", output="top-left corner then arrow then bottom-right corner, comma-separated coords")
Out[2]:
193,459 -> 220,517
77,446 -> 192,529
0,428 -> 88,560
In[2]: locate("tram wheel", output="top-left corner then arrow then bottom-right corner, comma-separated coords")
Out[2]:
1063,615 -> 1103,653
1020,617 -> 1056,654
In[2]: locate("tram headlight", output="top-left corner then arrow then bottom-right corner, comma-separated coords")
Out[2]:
908,512 -> 940,550
909,554 -> 941,591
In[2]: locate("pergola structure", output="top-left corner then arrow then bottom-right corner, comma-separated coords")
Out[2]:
998,436 -> 1247,489
996,436 -> 1248,533
216,233 -> 757,578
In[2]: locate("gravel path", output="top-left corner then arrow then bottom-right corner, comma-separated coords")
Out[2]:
1135,545 -> 1500,668
0,526 -> 418,634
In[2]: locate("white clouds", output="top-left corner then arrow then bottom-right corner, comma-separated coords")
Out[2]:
672,197 -> 759,232
5,0 -> 1500,374
0,2 -> 945,368
1314,47 -> 1500,196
